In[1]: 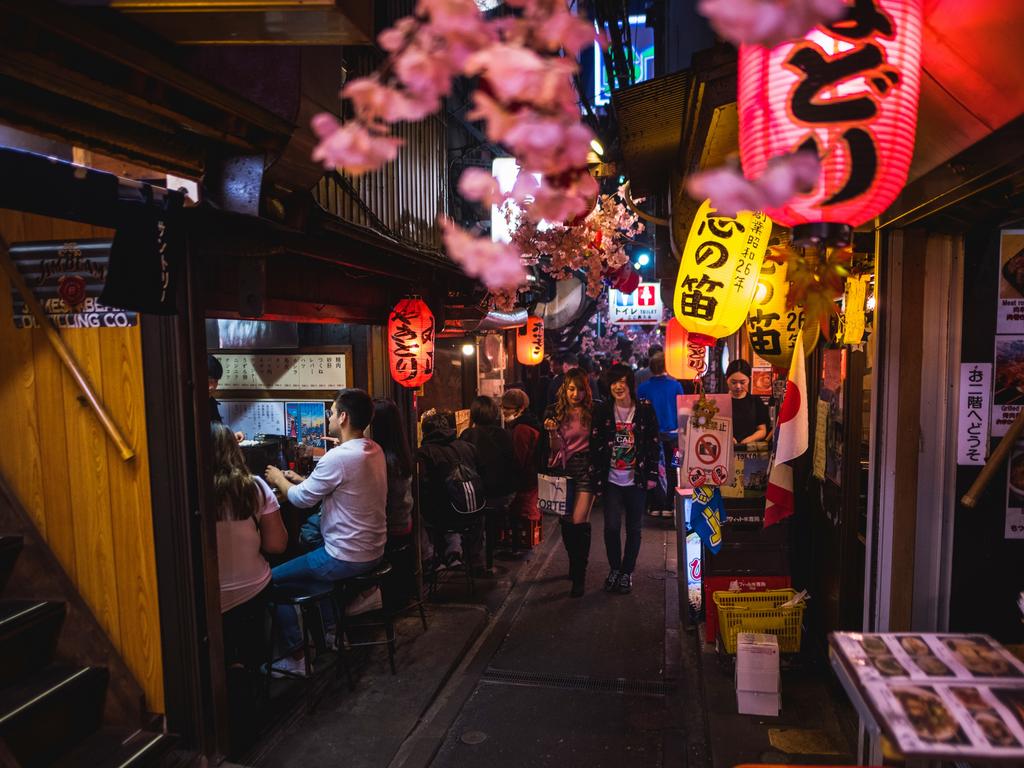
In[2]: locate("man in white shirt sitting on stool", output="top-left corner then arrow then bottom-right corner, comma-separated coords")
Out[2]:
265,388 -> 387,677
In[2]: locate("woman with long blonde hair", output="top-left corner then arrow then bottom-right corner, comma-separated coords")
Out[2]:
540,367 -> 598,597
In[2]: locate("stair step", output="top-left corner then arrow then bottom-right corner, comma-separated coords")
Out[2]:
52,727 -> 171,768
0,537 -> 22,593
0,665 -> 107,767
0,600 -> 65,686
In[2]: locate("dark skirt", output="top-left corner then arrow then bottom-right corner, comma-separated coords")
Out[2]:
563,451 -> 596,494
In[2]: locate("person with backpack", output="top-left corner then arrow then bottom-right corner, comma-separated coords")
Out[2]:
540,368 -> 598,598
500,388 -> 542,558
592,363 -> 662,595
417,410 -> 485,573
637,352 -> 684,518
461,396 -> 518,574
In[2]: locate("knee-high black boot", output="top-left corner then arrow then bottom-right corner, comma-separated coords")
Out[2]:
560,519 -> 576,582
570,522 -> 591,598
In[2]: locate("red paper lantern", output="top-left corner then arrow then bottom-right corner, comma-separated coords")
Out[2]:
664,318 -> 707,381
516,316 -> 545,366
388,297 -> 435,388
738,0 -> 922,245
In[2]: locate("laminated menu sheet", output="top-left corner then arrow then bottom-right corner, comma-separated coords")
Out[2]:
831,632 -> 1024,761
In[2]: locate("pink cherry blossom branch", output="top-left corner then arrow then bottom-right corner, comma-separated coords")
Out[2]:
696,0 -> 846,49
685,151 -> 820,217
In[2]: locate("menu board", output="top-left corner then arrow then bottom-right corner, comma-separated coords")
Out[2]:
214,353 -> 348,391
220,400 -> 287,438
831,632 -> 1024,761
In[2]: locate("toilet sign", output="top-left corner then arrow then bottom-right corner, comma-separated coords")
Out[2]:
609,281 -> 662,325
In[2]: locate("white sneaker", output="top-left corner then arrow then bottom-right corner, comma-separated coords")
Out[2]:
345,585 -> 383,616
270,655 -> 309,679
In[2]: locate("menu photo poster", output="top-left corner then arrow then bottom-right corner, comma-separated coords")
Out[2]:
997,229 -> 1024,333
1006,440 -> 1024,540
992,336 -> 1024,436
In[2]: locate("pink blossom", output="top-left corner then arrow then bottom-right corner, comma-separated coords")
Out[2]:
535,10 -> 596,56
417,0 -> 482,35
343,78 -> 437,123
311,114 -> 403,175
394,46 -> 454,102
457,167 -> 504,206
468,91 -> 521,143
696,0 -> 846,49
378,17 -> 418,52
756,151 -> 820,207
440,217 -> 526,290
464,44 -> 547,103
685,151 -> 821,216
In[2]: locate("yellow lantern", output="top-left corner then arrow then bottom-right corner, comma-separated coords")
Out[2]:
673,200 -> 770,345
664,318 -> 706,380
745,258 -> 819,369
516,316 -> 544,366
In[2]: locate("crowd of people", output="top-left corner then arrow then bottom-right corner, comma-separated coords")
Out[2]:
206,347 -> 772,749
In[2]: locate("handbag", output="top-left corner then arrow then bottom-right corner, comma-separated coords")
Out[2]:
537,473 -> 574,516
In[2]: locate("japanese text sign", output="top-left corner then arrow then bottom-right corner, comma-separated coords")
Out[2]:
957,363 -> 990,466
674,200 -> 770,344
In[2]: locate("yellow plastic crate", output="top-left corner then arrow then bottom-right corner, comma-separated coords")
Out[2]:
712,588 -> 805,654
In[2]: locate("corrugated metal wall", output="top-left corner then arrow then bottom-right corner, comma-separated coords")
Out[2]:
314,5 -> 449,251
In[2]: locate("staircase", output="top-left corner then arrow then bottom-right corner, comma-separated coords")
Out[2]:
0,536 -> 171,767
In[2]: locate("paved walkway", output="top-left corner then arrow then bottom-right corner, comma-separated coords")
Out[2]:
394,509 -> 693,768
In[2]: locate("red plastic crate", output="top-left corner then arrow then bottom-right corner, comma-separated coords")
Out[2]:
702,574 -> 791,643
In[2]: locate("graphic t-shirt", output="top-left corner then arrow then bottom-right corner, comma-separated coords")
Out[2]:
608,405 -> 636,487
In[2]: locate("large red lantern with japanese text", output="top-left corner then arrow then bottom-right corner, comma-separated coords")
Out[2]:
388,297 -> 434,388
664,318 -> 706,381
516,316 -> 545,366
738,0 -> 923,246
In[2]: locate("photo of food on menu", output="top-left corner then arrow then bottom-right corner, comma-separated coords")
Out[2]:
837,632 -> 1024,682
891,685 -> 970,746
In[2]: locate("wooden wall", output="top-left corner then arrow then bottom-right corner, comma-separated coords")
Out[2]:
0,210 -> 163,711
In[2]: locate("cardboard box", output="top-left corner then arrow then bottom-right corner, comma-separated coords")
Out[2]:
736,632 -> 780,693
736,689 -> 781,717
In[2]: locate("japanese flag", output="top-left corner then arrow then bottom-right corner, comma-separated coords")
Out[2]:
764,331 -> 809,527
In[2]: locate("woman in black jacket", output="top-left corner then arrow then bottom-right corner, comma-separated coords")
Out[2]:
591,363 -> 662,594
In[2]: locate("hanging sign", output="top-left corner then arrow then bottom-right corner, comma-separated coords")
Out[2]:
665,317 -> 707,380
674,200 -> 770,344
8,239 -> 137,329
957,363 -> 991,466
678,394 -> 734,488
737,0 -> 924,232
516,316 -> 545,366
997,230 -> 1024,333
842,274 -> 870,345
745,257 -> 819,369
609,281 -> 662,325
388,297 -> 435,388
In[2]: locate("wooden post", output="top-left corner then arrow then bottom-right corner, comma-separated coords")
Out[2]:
0,235 -> 134,461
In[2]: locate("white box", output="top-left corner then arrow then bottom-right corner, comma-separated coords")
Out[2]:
736,633 -> 780,694
737,689 -> 781,716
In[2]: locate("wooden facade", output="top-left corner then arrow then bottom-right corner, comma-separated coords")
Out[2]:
0,209 -> 163,711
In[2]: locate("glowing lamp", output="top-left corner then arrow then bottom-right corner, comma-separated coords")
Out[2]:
388,297 -> 435,388
738,0 -> 923,246
516,316 -> 545,366
664,318 -> 707,381
673,200 -> 770,345
745,259 -> 819,370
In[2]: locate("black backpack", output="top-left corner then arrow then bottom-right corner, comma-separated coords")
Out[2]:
443,441 -> 485,516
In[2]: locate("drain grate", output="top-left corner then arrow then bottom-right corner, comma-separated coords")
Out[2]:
480,667 -> 673,697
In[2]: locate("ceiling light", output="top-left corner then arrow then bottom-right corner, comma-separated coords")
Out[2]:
461,343 -> 475,356
589,139 -> 604,156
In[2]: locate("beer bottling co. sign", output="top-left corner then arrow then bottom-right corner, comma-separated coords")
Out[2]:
8,240 -> 136,329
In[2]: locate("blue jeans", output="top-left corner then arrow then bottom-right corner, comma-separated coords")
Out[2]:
271,547 -> 381,652
603,483 -> 646,574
